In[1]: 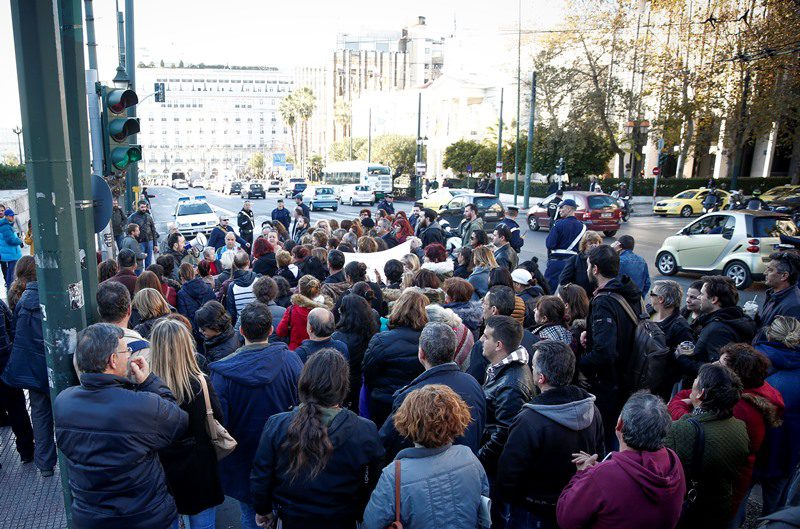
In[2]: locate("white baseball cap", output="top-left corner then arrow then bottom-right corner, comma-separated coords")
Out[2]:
511,268 -> 533,285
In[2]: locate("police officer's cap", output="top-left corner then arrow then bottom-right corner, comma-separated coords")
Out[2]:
560,199 -> 578,208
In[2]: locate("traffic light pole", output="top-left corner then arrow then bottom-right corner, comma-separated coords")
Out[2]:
523,72 -> 536,209
495,87 -> 504,197
10,0 -> 88,524
59,0 -> 98,323
125,0 -> 139,210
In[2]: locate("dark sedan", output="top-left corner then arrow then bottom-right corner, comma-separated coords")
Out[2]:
241,183 -> 265,199
436,193 -> 505,231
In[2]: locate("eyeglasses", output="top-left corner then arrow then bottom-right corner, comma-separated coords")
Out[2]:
649,291 -> 659,297
115,346 -> 133,356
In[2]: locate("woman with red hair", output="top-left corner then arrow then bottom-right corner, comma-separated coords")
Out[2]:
421,243 -> 454,281
252,237 -> 277,276
392,218 -> 413,244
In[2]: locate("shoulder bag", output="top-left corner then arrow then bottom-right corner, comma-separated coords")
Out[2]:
198,375 -> 237,460
679,418 -> 705,523
388,459 -> 403,529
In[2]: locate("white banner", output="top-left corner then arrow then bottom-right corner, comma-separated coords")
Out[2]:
343,241 -> 412,283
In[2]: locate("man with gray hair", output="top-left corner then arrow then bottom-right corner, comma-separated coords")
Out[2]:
379,321 -> 486,461
497,339 -> 605,528
294,307 -> 349,363
53,323 -> 188,529
557,391 -> 686,529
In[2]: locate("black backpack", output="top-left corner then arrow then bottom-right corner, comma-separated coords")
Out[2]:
599,292 -> 670,393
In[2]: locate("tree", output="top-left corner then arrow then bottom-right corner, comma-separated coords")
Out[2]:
371,135 -> 417,173
248,153 -> 265,176
294,87 -> 316,175
334,99 -> 351,142
329,137 -> 367,161
279,94 -> 299,165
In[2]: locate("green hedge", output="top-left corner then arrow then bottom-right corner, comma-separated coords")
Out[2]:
0,164 -> 26,190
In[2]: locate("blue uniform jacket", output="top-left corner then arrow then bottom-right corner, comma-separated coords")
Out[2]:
546,216 -> 584,255
270,207 -> 292,230
498,218 -> 524,253
207,224 -> 249,250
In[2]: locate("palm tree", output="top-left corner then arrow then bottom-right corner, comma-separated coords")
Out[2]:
295,87 -> 316,175
279,94 -> 299,166
334,99 -> 351,141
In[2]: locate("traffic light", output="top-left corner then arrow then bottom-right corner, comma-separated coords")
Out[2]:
100,86 -> 141,175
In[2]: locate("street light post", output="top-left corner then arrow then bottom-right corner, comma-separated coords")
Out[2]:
12,126 -> 23,164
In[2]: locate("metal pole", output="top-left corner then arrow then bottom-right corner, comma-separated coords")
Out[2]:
125,0 -> 139,210
495,87 -> 504,197
83,0 -> 97,68
59,0 -> 98,322
523,72 -> 536,209
13,126 -> 23,164
415,92 -> 422,201
10,0 -> 87,524
367,108 -> 372,163
731,68 -> 751,190
513,0 -> 521,205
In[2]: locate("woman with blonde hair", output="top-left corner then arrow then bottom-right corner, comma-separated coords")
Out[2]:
276,275 -> 330,350
401,253 -> 420,273
132,287 -> 171,339
362,290 -> 429,426
357,236 -> 378,253
150,319 -> 225,528
363,385 -> 489,529
558,230 -> 603,294
468,245 -> 498,299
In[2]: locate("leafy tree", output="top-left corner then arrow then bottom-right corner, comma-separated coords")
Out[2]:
329,137 -> 367,161
334,99 -> 351,141
279,93 -> 299,166
444,140 -> 483,175
248,153 -> 265,176
371,135 -> 417,173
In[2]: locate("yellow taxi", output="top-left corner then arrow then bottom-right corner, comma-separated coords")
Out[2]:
654,188 -> 730,217
416,188 -> 470,211
761,185 -> 800,202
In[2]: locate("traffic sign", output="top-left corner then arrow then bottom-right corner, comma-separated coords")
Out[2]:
496,162 -> 503,175
652,167 -> 661,176
273,153 -> 286,166
285,163 -> 294,171
466,164 -> 473,173
415,162 -> 426,176
92,173 -> 113,234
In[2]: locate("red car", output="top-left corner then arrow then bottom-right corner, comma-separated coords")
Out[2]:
527,191 -> 622,237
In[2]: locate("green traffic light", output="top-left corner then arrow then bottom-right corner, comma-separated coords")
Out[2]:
110,145 -> 142,170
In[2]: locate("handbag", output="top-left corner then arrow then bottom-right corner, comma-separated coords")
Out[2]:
388,459 -> 403,529
679,418 -> 705,524
198,375 -> 237,460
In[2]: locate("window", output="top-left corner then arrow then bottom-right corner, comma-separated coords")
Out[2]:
687,215 -> 731,235
675,191 -> 696,200
587,195 -> 617,209
177,203 -> 214,216
447,196 -> 468,211
475,197 -> 503,212
752,217 -> 798,237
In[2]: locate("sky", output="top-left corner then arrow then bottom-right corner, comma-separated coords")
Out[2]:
0,0 -> 563,134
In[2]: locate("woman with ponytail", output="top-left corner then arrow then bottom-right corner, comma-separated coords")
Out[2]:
275,274 -> 332,350
251,349 -> 384,529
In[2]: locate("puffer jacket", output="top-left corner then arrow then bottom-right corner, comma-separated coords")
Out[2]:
127,210 -> 158,243
177,277 -> 215,329
275,293 -> 332,350
755,340 -> 800,479
251,408 -> 385,527
224,269 -> 259,326
498,385 -> 605,516
479,346 -> 535,476
443,300 -> 484,335
362,444 -> 490,529
468,266 -> 491,300
53,373 -> 188,529
677,306 -> 757,380
362,326 -> 424,406
0,217 -> 22,262
209,341 -> 303,503
1,283 -> 46,392
202,327 -> 241,364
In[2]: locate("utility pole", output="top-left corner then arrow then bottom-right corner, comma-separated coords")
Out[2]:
10,1 -> 88,524
494,87 -> 504,197
12,126 -> 23,164
367,108 -> 372,163
731,68 -> 751,191
513,0 -> 521,205
125,0 -> 139,210
415,92 -> 423,201
59,0 -> 99,322
523,72 -> 536,209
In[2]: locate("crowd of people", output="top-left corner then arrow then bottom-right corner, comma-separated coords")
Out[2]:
0,194 -> 799,529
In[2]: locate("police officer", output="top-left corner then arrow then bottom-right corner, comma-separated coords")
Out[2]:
497,206 -> 524,253
377,193 -> 395,215
544,198 -> 586,293
237,201 -> 255,247
547,190 -> 564,223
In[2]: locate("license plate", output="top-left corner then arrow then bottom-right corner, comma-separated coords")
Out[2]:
602,212 -> 612,218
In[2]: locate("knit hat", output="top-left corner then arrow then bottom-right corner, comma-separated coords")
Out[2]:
4,209 -> 15,217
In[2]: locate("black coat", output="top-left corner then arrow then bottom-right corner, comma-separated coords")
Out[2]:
465,330 -> 540,385
419,222 -> 446,248
496,385 -> 604,516
559,252 -> 593,295
159,375 -> 225,515
253,253 -> 278,277
362,326 -> 424,406
53,373 -> 188,529
654,311 -> 694,397
677,306 -> 756,380
518,287 -> 543,329
325,270 -> 346,284
134,315 -> 168,340
331,329 -> 371,409
379,363 -> 486,461
276,266 -> 299,288
250,408 -> 385,526
453,263 -> 471,279
0,299 -> 13,373
479,353 -> 534,476
203,327 -> 241,363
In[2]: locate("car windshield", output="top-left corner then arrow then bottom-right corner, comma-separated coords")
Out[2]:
317,188 -> 334,195
675,191 -> 696,199
475,197 -> 503,211
752,217 -> 799,238
250,184 -> 262,189
587,195 -> 617,209
178,203 -> 213,216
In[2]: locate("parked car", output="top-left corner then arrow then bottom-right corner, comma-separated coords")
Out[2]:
437,193 -> 505,232
173,196 -> 218,236
283,180 -> 308,198
308,186 -> 339,212
223,181 -> 243,195
768,194 -> 800,225
655,211 -> 798,289
266,180 -> 281,193
241,182 -> 265,199
761,184 -> 800,202
339,184 -> 375,206
416,188 -> 470,211
654,188 -> 731,218
527,191 -> 622,237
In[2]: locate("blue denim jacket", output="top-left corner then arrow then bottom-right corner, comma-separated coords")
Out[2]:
619,250 -> 650,299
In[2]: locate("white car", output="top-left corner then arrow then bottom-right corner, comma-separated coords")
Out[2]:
173,196 -> 218,236
266,180 -> 281,193
172,178 -> 189,190
339,184 -> 374,206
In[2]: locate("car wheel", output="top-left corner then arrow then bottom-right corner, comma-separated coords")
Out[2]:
528,215 -> 540,231
680,205 -> 693,218
349,198 -> 354,206
333,206 -> 338,212
603,230 -> 617,237
656,252 -> 678,276
724,261 -> 753,290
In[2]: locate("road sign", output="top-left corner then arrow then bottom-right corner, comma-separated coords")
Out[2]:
466,164 -> 473,173
415,162 -> 426,176
154,82 -> 165,103
652,167 -> 661,176
496,162 -> 503,174
285,163 -> 294,171
92,173 -> 113,234
273,153 -> 286,166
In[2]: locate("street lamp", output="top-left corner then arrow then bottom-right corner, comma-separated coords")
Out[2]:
12,126 -> 23,165
624,119 -> 650,195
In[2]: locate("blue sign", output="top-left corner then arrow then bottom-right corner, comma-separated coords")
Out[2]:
467,164 -> 473,173
92,174 -> 113,234
272,153 -> 286,166
285,163 -> 294,171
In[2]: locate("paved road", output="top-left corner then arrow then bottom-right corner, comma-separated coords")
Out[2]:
146,185 -> 767,299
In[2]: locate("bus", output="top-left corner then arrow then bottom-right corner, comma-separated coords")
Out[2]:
320,161 -> 392,193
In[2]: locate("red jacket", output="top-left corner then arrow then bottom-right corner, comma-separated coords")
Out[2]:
160,283 -> 177,307
668,383 -> 784,512
557,448 -> 686,529
275,294 -> 329,350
